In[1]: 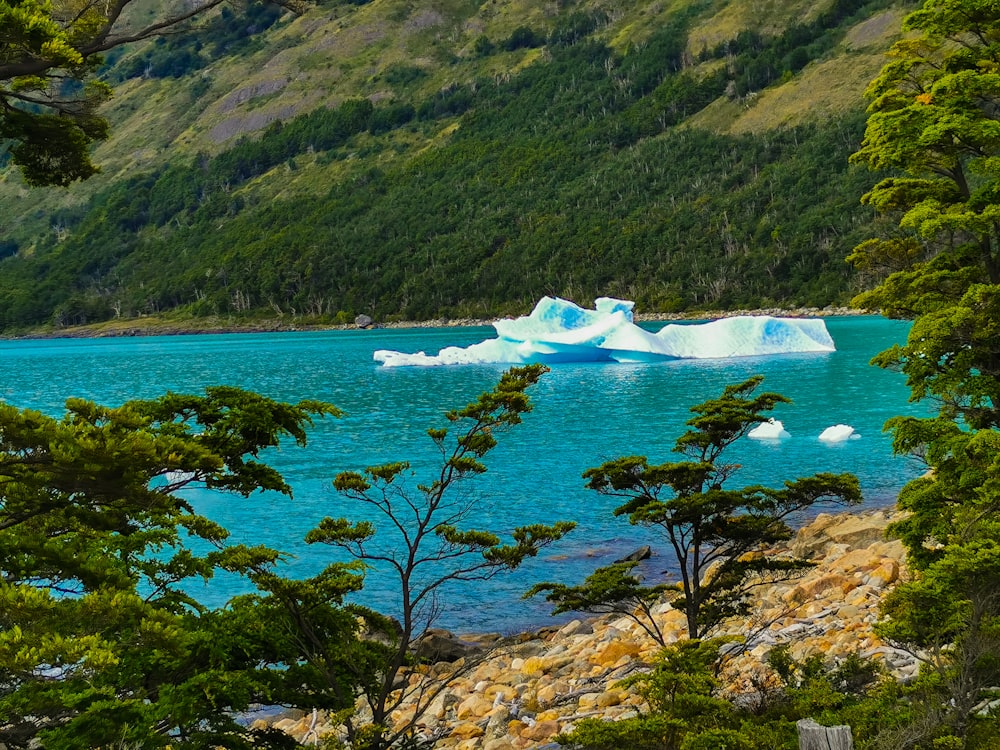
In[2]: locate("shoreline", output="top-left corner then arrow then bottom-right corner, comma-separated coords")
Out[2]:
2,306 -> 871,341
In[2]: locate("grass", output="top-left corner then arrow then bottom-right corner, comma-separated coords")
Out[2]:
687,0 -> 834,55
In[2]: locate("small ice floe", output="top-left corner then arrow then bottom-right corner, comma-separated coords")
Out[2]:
748,418 -> 791,440
818,424 -> 859,443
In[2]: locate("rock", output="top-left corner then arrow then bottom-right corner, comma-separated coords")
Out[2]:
456,694 -> 494,719
520,719 -> 561,741
484,706 -> 512,739
355,314 -> 374,328
521,656 -> 547,676
589,640 -> 642,668
451,722 -> 485,740
866,559 -> 900,589
793,511 -> 894,559
265,508 -> 910,750
484,684 -> 518,703
615,545 -> 652,563
557,619 -> 592,637
796,573 -> 850,599
415,630 -> 481,663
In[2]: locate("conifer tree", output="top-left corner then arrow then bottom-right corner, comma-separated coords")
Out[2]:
532,376 -> 861,641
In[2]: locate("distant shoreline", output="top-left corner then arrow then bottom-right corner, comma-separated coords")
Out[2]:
3,306 -> 871,341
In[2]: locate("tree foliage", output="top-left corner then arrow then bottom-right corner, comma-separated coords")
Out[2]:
849,0 -> 1000,745
0,0 -> 901,327
0,388 -> 340,748
850,0 -> 1000,316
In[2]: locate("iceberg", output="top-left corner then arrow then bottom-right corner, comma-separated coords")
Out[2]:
748,418 -> 791,440
373,296 -> 836,367
819,424 -> 859,443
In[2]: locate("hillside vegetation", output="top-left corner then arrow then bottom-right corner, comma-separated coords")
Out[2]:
0,0 -> 910,329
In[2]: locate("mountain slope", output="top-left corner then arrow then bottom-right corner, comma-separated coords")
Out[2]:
0,0 -> 910,329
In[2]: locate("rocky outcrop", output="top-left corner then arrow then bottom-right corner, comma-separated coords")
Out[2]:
268,509 -> 909,748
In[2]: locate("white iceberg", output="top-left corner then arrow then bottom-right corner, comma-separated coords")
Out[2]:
818,424 -> 859,443
373,296 -> 836,367
748,418 -> 791,440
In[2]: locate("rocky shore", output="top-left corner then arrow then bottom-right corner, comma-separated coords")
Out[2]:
266,509 -> 910,748
4,306 -> 870,340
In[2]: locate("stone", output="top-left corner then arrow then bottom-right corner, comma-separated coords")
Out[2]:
576,692 -> 602,710
521,656 -> 547,676
589,640 -> 642,667
867,559 -> 900,588
484,684 -> 518,703
535,683 -> 559,704
484,706 -> 512,740
520,719 -> 561,741
595,690 -> 625,708
354,314 -> 374,328
457,694 -> 494,720
265,509 -> 910,749
558,619 -> 590,637
792,511 -> 893,559
796,573 -> 849,599
451,722 -> 485,740
615,545 -> 652,563
415,630 -> 481,663
830,548 -> 884,575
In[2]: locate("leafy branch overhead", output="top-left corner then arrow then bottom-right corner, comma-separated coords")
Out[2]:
0,0 -> 304,186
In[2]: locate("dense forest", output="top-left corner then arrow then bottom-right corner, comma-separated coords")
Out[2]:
0,0 -> 902,330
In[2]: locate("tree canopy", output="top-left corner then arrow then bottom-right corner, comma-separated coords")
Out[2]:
305,364 -> 574,749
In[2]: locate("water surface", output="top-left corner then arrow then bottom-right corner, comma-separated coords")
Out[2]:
0,317 -> 921,631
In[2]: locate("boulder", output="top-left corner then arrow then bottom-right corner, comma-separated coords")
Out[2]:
792,512 -> 894,559
415,630 -> 482,663
614,545 -> 652,563
354,314 -> 374,328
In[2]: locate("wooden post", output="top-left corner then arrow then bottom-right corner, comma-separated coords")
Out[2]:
797,718 -> 854,750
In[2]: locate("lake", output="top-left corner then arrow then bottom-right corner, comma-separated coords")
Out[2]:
0,315 -> 921,632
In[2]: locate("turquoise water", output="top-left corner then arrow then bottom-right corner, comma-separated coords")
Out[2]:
0,316 -> 921,631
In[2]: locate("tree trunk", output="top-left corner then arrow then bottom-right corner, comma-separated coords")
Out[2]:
797,718 -> 853,750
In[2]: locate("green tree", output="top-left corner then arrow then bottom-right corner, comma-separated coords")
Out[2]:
0,0 -> 302,186
0,387 -> 342,748
556,639 -> 752,750
849,0 -> 1000,315
302,365 -> 575,750
849,1 -> 1000,745
527,561 -> 676,646
534,376 -> 861,640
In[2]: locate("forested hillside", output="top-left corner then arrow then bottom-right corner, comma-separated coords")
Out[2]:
0,0 -> 909,329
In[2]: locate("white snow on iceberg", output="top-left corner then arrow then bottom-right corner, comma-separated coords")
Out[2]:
748,419 -> 791,440
818,424 -> 860,443
373,296 -> 836,367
